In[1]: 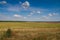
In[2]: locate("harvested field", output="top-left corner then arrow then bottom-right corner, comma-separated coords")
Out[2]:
0,22 -> 60,40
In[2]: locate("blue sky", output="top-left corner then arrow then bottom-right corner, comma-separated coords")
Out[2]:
0,0 -> 60,21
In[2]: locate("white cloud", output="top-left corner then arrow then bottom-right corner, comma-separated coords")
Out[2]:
48,13 -> 58,17
42,16 -> 49,19
27,11 -> 35,16
0,1 -> 7,4
13,14 -> 22,17
40,13 -> 58,20
37,11 -> 41,14
30,12 -> 34,15
28,12 -> 34,16
27,10 -> 41,17
23,17 -> 27,19
48,13 -> 53,16
53,13 -> 58,16
13,14 -> 27,19
21,1 -> 30,9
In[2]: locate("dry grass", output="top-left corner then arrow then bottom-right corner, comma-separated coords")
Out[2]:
0,22 -> 60,40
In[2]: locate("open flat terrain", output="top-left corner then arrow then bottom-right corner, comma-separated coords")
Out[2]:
0,22 -> 60,40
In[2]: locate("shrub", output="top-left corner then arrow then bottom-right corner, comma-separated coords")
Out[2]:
6,29 -> 12,38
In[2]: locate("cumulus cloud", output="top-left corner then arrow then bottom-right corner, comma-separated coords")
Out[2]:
53,13 -> 58,15
13,14 -> 27,19
40,13 -> 58,20
48,13 -> 53,16
0,1 -> 7,4
53,13 -> 56,15
23,17 -> 27,19
28,11 -> 34,16
13,14 -> 22,18
48,13 -> 58,17
37,11 -> 41,14
42,16 -> 49,19
27,10 -> 41,17
21,1 -> 30,9
30,12 -> 34,15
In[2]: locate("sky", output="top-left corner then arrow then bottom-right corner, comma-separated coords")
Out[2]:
0,0 -> 60,21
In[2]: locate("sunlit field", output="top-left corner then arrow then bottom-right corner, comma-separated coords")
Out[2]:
0,22 -> 60,29
0,22 -> 60,40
